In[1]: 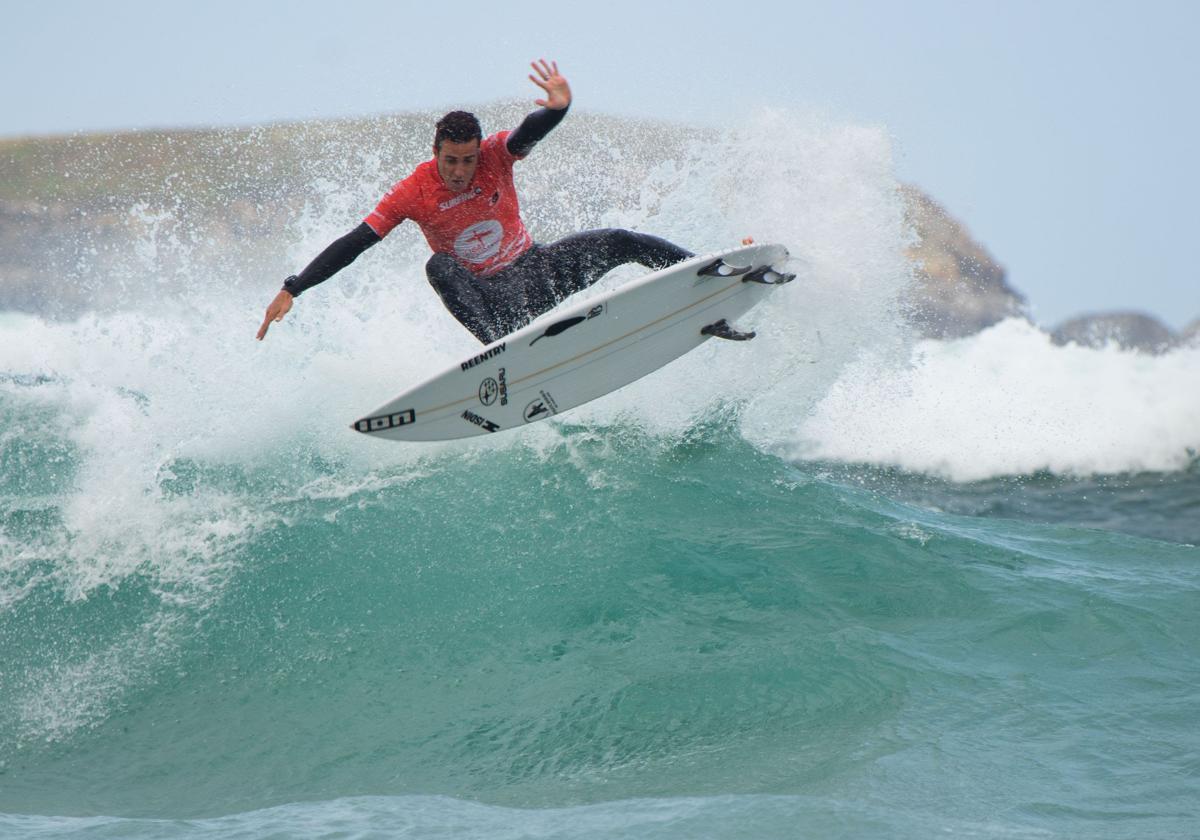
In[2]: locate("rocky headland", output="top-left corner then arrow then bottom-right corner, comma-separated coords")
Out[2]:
899,187 -> 1194,352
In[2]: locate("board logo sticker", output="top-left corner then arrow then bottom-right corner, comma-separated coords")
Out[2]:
479,377 -> 498,406
461,410 -> 500,433
528,304 -> 605,346
478,367 -> 509,406
522,390 -> 560,423
355,408 -> 416,433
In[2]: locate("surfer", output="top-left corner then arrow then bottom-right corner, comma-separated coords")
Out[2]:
257,59 -> 693,344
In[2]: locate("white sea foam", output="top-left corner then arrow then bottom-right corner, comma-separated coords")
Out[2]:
1,109 -> 914,626
10,610 -> 184,745
788,317 -> 1200,481
539,108 -> 914,437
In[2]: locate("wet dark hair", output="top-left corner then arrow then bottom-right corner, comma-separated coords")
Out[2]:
434,111 -> 482,150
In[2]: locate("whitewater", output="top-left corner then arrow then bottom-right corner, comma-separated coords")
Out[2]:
1,108 -> 1198,839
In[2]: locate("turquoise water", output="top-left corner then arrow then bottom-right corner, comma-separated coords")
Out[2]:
3,110 -> 1199,838
2,413 -> 1198,838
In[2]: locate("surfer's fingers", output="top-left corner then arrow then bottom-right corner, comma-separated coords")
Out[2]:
256,296 -> 290,339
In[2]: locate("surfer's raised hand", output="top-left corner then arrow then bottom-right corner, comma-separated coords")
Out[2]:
256,289 -> 293,340
529,59 -> 570,110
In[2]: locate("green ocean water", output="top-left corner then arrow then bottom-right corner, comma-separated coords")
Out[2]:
2,407 -> 1198,838
3,109 -> 1199,838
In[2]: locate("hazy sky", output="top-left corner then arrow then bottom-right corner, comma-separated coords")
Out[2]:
6,0 -> 1198,329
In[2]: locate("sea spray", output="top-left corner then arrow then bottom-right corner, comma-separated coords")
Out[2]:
2,108 -> 1198,839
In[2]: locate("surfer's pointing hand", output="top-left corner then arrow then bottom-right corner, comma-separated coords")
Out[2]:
529,59 -> 571,110
257,289 -> 293,340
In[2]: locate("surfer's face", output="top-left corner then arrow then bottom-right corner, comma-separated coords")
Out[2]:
435,139 -> 480,193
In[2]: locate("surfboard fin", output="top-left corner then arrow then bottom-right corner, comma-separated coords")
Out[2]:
742,266 -> 795,285
697,259 -> 752,278
701,319 -> 756,341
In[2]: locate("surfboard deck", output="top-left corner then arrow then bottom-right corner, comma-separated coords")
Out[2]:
351,242 -> 793,441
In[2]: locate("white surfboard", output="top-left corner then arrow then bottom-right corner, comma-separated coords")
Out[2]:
351,242 -> 793,441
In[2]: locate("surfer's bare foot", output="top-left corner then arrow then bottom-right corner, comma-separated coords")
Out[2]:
741,236 -> 755,245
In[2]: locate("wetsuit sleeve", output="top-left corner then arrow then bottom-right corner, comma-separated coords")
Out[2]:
282,222 -> 381,297
506,105 -> 569,158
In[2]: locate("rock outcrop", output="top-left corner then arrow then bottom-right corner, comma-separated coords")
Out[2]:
898,188 -> 1191,353
900,185 -> 1027,339
1051,312 -> 1178,353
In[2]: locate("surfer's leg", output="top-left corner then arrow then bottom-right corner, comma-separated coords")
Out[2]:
455,232 -> 693,340
537,229 -> 693,299
425,253 -> 504,343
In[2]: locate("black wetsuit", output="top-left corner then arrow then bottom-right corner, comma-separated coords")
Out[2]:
281,106 -> 693,344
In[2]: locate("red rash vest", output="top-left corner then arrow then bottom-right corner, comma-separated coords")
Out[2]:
364,131 -> 532,277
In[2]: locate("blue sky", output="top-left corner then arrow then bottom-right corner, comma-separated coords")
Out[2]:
6,0 -> 1198,329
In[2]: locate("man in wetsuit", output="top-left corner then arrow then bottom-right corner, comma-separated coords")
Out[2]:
257,59 -> 693,344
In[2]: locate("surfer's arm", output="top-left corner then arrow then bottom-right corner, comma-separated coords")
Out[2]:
283,223 -> 382,297
256,223 -> 381,340
506,105 -> 569,157
507,59 -> 571,157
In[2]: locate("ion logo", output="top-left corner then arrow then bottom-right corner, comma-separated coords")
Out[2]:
354,408 -> 415,433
